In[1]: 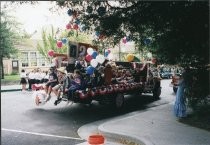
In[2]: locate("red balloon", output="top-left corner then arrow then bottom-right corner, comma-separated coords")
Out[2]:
122,38 -> 127,44
85,54 -> 93,62
48,50 -> 54,57
66,23 -> 71,29
152,58 -> 157,64
57,41 -> 63,48
73,24 -> 79,30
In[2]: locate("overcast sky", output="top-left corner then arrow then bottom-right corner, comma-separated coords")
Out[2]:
1,1 -> 70,39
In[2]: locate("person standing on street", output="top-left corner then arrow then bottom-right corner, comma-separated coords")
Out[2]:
20,69 -> 28,92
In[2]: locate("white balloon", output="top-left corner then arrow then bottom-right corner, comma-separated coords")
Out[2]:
147,52 -> 152,58
108,53 -> 114,60
90,59 -> 98,68
96,54 -> 105,64
87,47 -> 94,55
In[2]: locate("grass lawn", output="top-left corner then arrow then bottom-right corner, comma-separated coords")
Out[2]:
2,75 -> 20,81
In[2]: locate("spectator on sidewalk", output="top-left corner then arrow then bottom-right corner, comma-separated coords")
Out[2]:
20,69 -> 28,92
173,68 -> 188,118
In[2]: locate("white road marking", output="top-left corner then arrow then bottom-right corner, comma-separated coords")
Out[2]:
2,128 -> 84,141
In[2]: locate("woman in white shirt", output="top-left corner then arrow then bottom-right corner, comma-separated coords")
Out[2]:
20,69 -> 27,91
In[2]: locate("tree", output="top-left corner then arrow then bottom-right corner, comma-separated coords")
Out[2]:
54,0 -> 209,113
0,10 -> 22,79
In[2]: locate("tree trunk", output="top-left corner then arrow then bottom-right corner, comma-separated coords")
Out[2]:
0,56 -> 4,79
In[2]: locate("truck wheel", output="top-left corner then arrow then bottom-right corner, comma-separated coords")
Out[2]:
114,93 -> 124,109
153,87 -> 161,99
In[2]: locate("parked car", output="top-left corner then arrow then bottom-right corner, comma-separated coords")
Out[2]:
160,71 -> 173,79
170,73 -> 182,93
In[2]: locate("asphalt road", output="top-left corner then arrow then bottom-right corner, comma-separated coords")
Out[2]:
1,79 -> 174,145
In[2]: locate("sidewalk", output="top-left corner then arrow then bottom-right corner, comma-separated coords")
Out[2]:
77,103 -> 210,145
2,85 -> 210,145
1,85 -> 22,92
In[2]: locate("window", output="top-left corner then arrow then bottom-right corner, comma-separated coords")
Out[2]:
30,52 -> 37,66
20,52 -> 29,67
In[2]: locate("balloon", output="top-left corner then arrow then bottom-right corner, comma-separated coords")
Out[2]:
105,51 -> 109,57
96,54 -> 105,64
91,51 -> 98,59
95,31 -> 100,37
86,6 -> 93,13
73,24 -> 79,30
48,50 -> 54,57
75,19 -> 80,25
57,41 -> 62,48
66,23 -> 71,29
144,38 -> 151,45
108,53 -> 114,60
67,9 -> 73,16
86,66 -> 95,75
80,24 -> 86,32
122,38 -> 127,44
85,54 -> 93,62
90,59 -> 98,68
126,54 -> 134,62
97,7 -> 106,16
152,58 -> 157,64
61,38 -> 67,44
87,47 -> 94,55
147,52 -> 152,58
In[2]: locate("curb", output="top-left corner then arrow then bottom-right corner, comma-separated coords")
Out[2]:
1,89 -> 22,92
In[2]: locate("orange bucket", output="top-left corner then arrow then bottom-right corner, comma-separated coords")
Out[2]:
88,134 -> 105,145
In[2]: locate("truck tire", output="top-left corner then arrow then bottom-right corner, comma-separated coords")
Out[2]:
153,87 -> 161,99
114,93 -> 124,109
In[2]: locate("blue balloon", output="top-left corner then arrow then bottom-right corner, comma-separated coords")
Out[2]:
61,38 -> 67,44
105,51 -> 109,57
95,31 -> 100,37
86,66 -> 95,75
144,38 -> 151,45
67,9 -> 72,16
75,19 -> 80,25
91,51 -> 98,59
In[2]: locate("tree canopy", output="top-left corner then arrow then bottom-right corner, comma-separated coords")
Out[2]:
54,0 -> 209,67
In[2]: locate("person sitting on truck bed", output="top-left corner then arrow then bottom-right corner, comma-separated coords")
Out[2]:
67,69 -> 82,99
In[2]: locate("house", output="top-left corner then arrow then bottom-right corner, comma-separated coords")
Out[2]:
3,38 -> 51,75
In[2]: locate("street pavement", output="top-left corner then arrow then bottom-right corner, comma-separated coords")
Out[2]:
1,84 -> 210,145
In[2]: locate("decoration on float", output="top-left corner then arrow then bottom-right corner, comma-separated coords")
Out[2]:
67,9 -> 73,16
108,53 -> 114,60
57,41 -> 63,48
61,38 -> 67,44
85,54 -> 93,62
90,59 -> 98,68
91,51 -> 98,59
144,38 -> 151,45
79,45 -> 86,56
66,23 -> 72,29
87,47 -> 94,55
97,6 -> 106,16
48,50 -> 55,57
96,54 -> 105,64
74,19 -> 80,25
147,52 -> 152,58
122,37 -> 127,44
95,31 -> 100,37
86,66 -> 95,75
73,24 -> 79,30
152,58 -> 157,64
86,6 -> 93,13
126,54 -> 134,62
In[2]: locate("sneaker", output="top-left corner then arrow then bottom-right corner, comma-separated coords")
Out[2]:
54,98 -> 62,106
